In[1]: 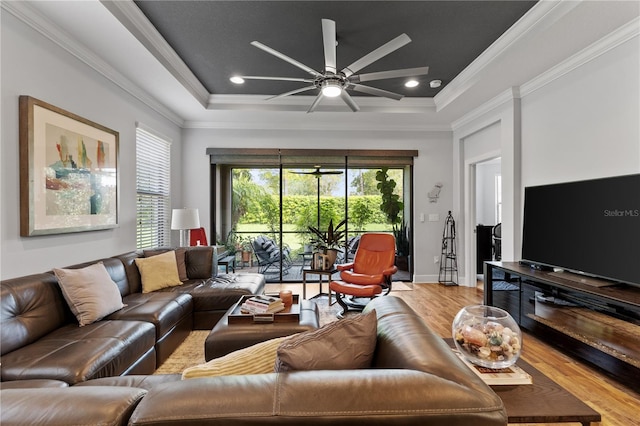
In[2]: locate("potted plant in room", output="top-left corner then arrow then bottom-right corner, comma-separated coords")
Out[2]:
376,167 -> 409,270
393,221 -> 410,271
240,237 -> 253,266
308,219 -> 346,267
376,167 -> 403,226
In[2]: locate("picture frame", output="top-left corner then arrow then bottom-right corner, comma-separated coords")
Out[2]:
19,96 -> 119,236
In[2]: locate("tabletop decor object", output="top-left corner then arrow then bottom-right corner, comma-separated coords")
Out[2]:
452,304 -> 522,369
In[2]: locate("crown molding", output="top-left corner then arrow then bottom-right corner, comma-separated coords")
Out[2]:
435,0 -> 580,112
2,1 -> 184,127
451,87 -> 520,131
451,16 -> 639,131
520,16 -> 640,97
184,118 -> 452,133
100,0 -> 210,108
207,94 -> 439,114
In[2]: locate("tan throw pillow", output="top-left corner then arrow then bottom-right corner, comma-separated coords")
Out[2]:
134,250 -> 182,293
182,336 -> 291,380
143,248 -> 188,281
54,262 -> 125,327
275,309 -> 377,372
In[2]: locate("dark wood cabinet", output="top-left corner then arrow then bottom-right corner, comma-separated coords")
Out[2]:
476,225 -> 494,274
484,261 -> 640,391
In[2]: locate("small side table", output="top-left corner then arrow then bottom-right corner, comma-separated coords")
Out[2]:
302,267 -> 338,304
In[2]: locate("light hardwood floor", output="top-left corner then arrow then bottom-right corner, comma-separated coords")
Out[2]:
266,281 -> 639,426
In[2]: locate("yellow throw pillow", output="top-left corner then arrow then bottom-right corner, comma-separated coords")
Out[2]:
134,250 -> 182,293
182,336 -> 292,380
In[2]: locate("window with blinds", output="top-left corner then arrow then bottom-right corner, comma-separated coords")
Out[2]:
136,126 -> 171,249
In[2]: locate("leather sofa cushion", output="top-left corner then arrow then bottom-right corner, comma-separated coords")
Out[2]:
106,292 -> 193,340
0,379 -> 69,389
185,247 -> 215,279
160,275 -> 265,313
1,320 -> 155,384
75,374 -> 181,390
0,273 -> 70,355
1,386 -> 147,426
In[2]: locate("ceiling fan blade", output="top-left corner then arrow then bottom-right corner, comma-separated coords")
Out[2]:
322,19 -> 337,74
348,83 -> 404,101
340,90 -> 360,112
266,85 -> 317,100
239,76 -> 315,83
289,170 -> 316,175
341,33 -> 411,77
350,66 -> 429,83
251,41 -> 322,78
307,92 -> 325,113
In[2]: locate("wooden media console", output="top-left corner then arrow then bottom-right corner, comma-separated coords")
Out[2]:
484,261 -> 640,391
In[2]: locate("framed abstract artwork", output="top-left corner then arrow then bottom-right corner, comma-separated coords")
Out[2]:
19,96 -> 119,236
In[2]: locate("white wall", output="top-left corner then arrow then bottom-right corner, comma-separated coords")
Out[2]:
521,34 -> 640,187
1,12 -> 182,279
476,160 -> 501,226
452,29 -> 639,287
181,125 -> 453,282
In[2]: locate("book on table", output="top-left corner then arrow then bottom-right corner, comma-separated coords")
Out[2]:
454,351 -> 533,385
241,295 -> 285,314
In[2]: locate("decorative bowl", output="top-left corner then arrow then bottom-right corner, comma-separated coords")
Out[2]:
452,304 -> 522,369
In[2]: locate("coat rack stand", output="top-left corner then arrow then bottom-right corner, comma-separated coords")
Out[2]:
439,211 -> 458,286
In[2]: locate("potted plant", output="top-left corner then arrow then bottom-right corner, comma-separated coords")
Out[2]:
376,168 -> 410,270
240,237 -> 253,265
376,167 -> 403,226
308,219 -> 346,266
393,221 -> 410,271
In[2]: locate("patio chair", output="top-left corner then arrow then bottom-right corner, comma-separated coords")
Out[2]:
251,235 -> 292,275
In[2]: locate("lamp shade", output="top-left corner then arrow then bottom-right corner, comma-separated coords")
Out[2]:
171,208 -> 200,230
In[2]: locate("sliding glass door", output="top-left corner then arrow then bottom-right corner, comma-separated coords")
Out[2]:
210,149 -> 415,283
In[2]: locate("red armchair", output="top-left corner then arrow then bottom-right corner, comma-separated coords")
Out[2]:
189,227 -> 208,246
329,233 -> 397,318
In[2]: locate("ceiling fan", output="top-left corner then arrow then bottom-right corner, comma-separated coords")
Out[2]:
233,19 -> 429,113
290,166 -> 343,178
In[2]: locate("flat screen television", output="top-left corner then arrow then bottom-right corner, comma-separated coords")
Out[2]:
521,174 -> 640,286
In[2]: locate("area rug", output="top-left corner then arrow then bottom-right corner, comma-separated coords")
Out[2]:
154,286 -> 413,375
154,295 -> 342,375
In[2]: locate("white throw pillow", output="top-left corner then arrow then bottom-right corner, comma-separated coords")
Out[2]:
54,262 -> 124,326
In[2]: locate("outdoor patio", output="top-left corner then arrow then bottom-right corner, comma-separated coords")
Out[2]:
224,254 -> 411,283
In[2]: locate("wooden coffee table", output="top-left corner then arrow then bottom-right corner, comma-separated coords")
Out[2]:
445,340 -> 601,425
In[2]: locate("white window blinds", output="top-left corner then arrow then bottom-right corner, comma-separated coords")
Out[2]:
136,126 -> 171,249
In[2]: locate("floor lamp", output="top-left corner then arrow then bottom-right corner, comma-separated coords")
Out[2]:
171,208 -> 200,247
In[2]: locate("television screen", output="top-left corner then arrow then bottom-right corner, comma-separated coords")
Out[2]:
521,174 -> 640,286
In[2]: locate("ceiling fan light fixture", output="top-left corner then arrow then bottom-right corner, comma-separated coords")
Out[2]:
230,76 -> 245,84
321,80 -> 342,97
404,79 -> 419,88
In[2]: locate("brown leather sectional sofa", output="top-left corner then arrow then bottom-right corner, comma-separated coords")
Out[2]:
0,246 -> 265,384
1,293 -> 508,425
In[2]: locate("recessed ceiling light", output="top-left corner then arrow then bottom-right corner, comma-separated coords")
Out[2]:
230,76 -> 245,84
430,79 -> 442,89
404,80 -> 419,88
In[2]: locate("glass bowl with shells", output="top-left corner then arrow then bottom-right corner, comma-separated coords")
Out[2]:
452,304 -> 522,369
